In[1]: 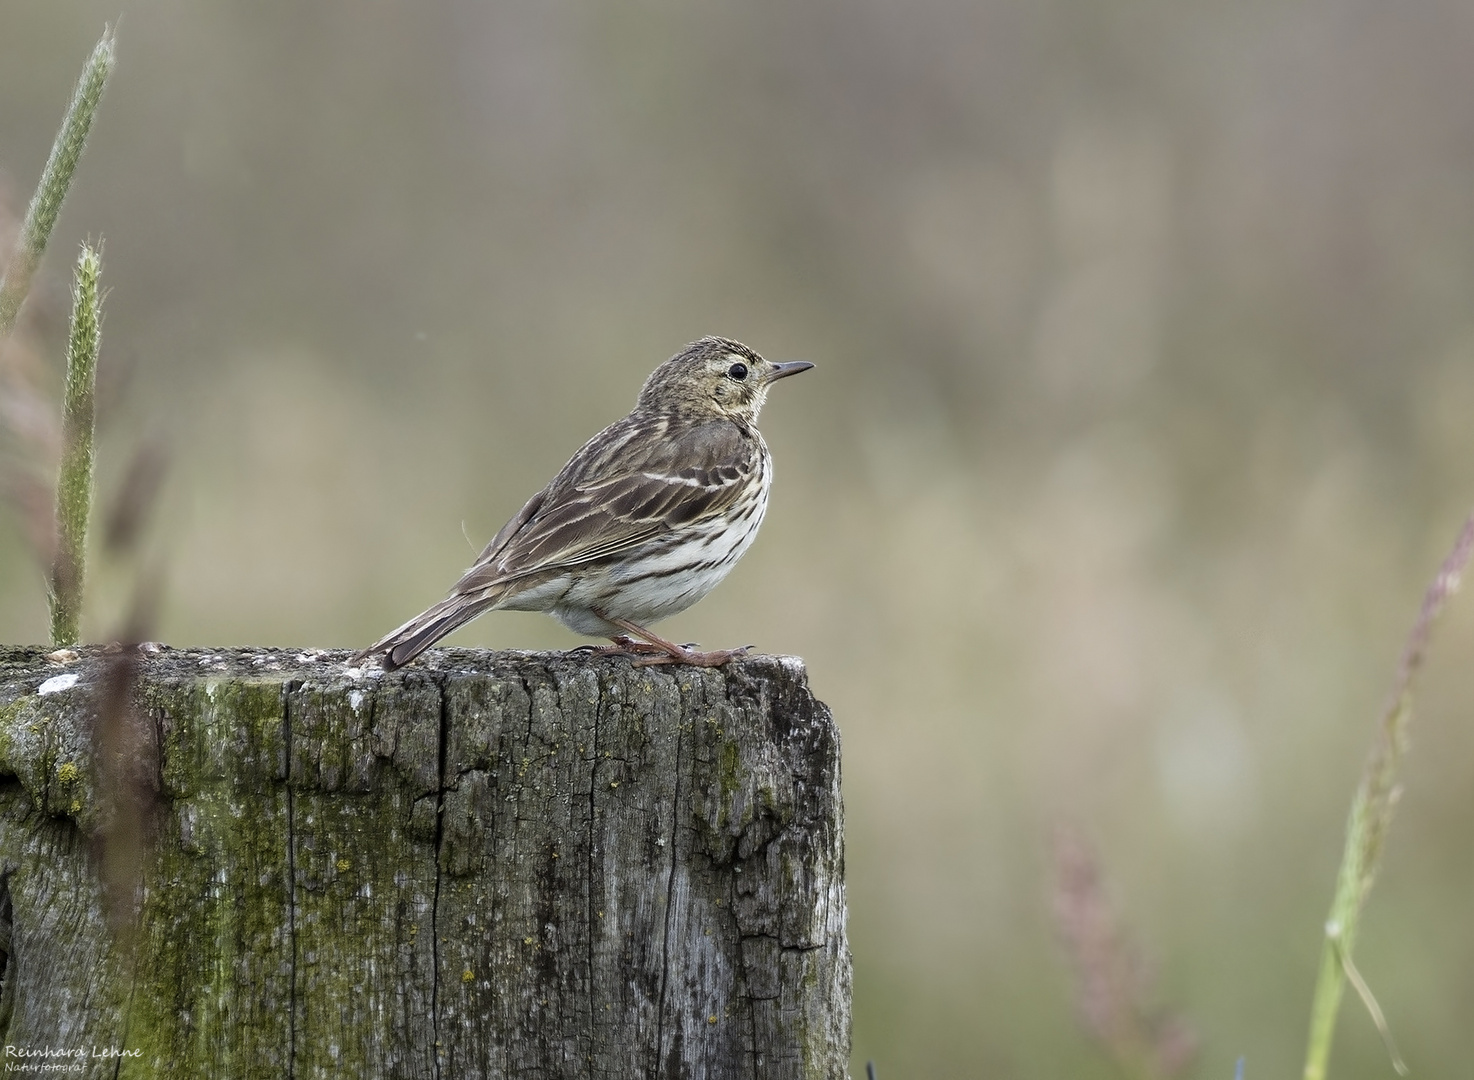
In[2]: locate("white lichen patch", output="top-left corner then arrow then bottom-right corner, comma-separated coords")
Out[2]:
37,673 -> 81,695
349,689 -> 365,712
777,655 -> 807,679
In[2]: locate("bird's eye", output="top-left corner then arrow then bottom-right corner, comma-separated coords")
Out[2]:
727,362 -> 748,381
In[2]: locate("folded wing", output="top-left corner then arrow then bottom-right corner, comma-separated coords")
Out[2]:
452,417 -> 757,595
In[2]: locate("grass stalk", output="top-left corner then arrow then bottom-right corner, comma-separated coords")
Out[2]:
49,244 -> 104,647
1301,512 -> 1474,1080
0,25 -> 115,339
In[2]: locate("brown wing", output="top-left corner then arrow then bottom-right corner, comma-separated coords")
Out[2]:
452,415 -> 758,595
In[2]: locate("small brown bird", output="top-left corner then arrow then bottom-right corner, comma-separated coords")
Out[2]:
359,336 -> 812,670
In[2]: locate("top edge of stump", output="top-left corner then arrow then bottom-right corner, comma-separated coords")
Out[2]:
0,645 -> 819,713
0,643 -> 815,693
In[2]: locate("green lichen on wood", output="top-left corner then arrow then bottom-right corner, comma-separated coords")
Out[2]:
0,698 -> 26,777
0,680 -> 96,823
0,786 -> 134,1074
285,672 -> 440,1077
124,779 -> 294,1078
120,672 -> 295,1078
153,676 -> 288,797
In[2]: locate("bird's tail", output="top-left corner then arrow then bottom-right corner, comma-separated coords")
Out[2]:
356,592 -> 497,671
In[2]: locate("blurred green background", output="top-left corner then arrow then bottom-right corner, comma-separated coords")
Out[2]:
4,2 -> 1474,1076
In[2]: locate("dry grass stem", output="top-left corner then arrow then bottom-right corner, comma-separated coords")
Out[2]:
1302,511 -> 1474,1080
1052,826 -> 1198,1080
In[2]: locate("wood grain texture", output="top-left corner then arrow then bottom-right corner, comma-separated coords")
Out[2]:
0,646 -> 848,1079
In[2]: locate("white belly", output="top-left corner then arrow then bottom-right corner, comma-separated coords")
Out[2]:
551,452 -> 771,636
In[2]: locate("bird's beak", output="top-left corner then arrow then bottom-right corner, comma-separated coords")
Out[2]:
766,360 -> 815,383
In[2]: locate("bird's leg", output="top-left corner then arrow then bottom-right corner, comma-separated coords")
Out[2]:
601,614 -> 752,668
578,634 -> 669,657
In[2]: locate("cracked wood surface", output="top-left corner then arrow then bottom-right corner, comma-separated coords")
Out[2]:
0,646 -> 848,1078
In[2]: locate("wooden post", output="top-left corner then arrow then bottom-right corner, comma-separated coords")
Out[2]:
0,646 -> 849,1078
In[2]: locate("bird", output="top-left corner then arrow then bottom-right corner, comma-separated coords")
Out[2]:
358,336 -> 813,671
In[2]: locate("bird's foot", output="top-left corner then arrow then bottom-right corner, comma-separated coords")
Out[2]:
631,644 -> 754,668
590,613 -> 753,667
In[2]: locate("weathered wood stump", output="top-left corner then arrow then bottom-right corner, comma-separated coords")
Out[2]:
0,646 -> 848,1078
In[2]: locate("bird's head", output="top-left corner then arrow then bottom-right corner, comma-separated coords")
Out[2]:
635,336 -> 813,424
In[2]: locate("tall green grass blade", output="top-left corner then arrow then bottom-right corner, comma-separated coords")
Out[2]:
49,244 -> 104,647
0,25 -> 115,338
